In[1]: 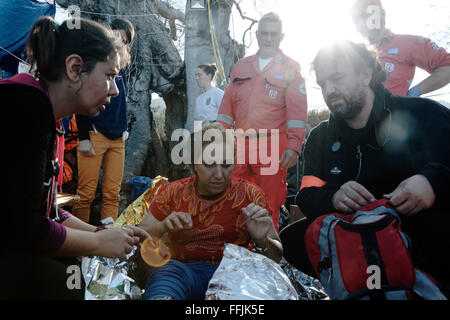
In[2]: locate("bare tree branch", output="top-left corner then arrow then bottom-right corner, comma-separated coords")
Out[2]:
147,0 -> 185,40
147,0 -> 185,23
232,0 -> 257,23
231,0 -> 257,47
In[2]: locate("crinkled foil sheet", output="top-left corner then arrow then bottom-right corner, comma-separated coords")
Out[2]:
205,244 -> 299,300
81,254 -> 142,300
80,176 -> 169,300
281,262 -> 329,300
80,176 -> 170,300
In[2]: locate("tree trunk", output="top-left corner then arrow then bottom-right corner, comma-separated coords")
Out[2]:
57,0 -> 186,215
184,0 -> 244,132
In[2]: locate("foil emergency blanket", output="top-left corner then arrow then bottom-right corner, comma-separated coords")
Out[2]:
81,255 -> 142,300
80,176 -> 168,300
205,244 -> 299,300
112,175 -> 168,228
281,262 -> 329,300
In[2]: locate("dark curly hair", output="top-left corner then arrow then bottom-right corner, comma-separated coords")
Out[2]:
312,40 -> 387,92
197,64 -> 218,81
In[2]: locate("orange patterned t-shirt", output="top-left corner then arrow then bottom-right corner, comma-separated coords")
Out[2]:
150,176 -> 272,264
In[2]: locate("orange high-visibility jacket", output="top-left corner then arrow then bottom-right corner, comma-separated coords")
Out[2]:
378,30 -> 450,96
217,50 -> 308,154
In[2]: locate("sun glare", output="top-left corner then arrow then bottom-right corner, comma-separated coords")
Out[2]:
280,0 -> 359,67
276,0 -> 361,109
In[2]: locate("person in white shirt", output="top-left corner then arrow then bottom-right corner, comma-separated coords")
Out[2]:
194,64 -> 224,124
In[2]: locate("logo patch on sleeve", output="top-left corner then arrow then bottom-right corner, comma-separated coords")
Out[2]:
384,62 -> 395,73
431,42 -> 440,51
274,74 -> 284,80
387,48 -> 399,55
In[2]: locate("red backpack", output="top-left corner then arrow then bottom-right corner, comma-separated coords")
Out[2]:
305,199 -> 447,300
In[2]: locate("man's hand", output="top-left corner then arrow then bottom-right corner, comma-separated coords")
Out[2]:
279,149 -> 299,170
78,139 -> 96,157
332,181 -> 376,213
383,175 -> 435,216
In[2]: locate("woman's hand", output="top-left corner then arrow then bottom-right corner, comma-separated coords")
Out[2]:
243,203 -> 283,263
161,212 -> 193,234
93,226 -> 150,260
243,203 -> 273,243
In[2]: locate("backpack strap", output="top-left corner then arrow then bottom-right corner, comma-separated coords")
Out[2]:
315,214 -> 351,298
0,73 -> 48,96
346,286 -> 424,300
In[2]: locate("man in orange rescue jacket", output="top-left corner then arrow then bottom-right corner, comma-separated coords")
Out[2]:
351,0 -> 450,97
217,12 -> 308,231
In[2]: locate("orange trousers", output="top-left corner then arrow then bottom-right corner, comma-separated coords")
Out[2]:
233,134 -> 288,231
72,131 -> 125,223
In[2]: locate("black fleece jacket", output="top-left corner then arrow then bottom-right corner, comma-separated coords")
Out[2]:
297,88 -> 449,220
296,88 -> 450,285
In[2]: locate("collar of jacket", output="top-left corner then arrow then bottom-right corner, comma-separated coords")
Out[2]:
246,49 -> 286,64
379,29 -> 395,45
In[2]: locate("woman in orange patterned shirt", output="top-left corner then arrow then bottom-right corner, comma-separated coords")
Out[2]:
138,122 -> 282,300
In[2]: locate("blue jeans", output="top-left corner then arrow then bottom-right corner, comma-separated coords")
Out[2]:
143,260 -> 219,300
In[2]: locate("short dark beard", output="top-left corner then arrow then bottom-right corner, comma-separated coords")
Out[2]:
328,88 -> 366,121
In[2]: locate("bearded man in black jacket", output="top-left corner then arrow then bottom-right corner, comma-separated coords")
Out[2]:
281,41 -> 450,296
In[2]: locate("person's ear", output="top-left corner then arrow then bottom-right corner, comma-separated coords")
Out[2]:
361,67 -> 373,87
65,54 -> 84,83
280,33 -> 285,42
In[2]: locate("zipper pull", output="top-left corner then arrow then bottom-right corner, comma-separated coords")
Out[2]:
328,267 -> 333,282
356,145 -> 362,159
355,145 -> 363,181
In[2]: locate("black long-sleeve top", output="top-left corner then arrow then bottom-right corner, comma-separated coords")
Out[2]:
1,77 -> 66,254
